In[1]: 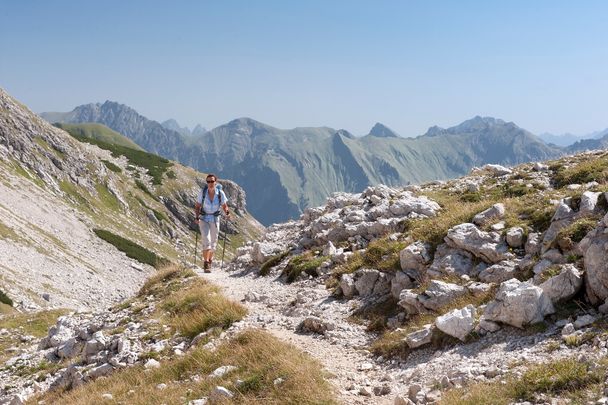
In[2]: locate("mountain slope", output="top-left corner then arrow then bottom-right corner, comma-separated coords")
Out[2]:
42,106 -> 563,225
1,88 -> 263,310
53,122 -> 145,150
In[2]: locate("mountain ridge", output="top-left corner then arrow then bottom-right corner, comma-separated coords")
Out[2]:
42,104 -> 563,225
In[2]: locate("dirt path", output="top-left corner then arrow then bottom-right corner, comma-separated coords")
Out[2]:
198,264 -> 399,404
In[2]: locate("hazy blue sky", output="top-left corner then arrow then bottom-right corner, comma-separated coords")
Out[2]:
1,1 -> 607,136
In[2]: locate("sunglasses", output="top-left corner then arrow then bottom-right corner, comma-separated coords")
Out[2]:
206,180 -> 216,183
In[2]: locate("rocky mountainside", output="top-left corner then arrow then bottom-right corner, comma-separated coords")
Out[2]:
42,105 -> 562,225
0,88 -> 263,312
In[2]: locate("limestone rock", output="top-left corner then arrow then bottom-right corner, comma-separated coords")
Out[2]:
399,241 -> 432,273
478,260 -> 519,284
418,280 -> 467,312
579,213 -> 608,305
405,324 -> 434,348
483,279 -> 554,328
505,227 -> 525,248
435,305 -> 476,341
445,223 -> 512,263
472,203 -> 505,226
539,264 -> 583,304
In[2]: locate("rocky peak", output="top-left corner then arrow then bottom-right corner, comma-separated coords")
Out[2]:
368,122 -> 399,138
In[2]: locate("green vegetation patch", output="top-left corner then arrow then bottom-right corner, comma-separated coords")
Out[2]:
0,289 -> 13,306
557,216 -> 599,244
138,265 -> 196,297
54,122 -> 144,151
281,252 -> 329,283
58,124 -> 172,185
259,250 -> 289,276
440,357 -> 605,405
101,159 -> 122,173
135,179 -> 157,200
93,228 -> 169,268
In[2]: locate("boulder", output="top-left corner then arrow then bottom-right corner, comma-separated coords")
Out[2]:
484,164 -> 512,175
399,241 -> 432,274
445,223 -> 512,263
391,271 -> 414,299
297,316 -> 334,335
354,268 -> 380,297
579,191 -> 601,214
579,213 -> 608,304
398,290 -> 428,316
405,324 -> 434,349
542,202 -> 577,253
340,273 -> 356,299
525,232 -> 541,256
472,203 -> 505,226
478,260 -> 519,284
251,242 -> 283,265
505,227 -> 525,248
483,279 -> 554,328
418,280 -> 467,311
427,244 -> 474,278
435,305 -> 476,341
539,264 -> 583,304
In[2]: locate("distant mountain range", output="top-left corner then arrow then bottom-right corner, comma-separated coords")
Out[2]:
41,103 -> 603,225
161,119 -> 207,138
537,129 -> 608,147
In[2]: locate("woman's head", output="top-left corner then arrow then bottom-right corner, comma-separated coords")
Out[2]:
206,174 -> 217,187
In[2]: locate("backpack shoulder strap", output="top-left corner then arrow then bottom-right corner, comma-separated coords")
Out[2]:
216,184 -> 223,205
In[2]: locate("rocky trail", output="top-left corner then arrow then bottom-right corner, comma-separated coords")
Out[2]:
198,259 -> 603,405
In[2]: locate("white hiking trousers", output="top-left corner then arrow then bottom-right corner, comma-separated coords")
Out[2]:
199,219 -> 220,250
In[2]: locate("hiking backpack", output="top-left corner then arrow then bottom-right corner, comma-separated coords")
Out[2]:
201,183 -> 223,216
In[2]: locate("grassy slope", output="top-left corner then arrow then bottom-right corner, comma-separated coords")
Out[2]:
53,122 -> 145,151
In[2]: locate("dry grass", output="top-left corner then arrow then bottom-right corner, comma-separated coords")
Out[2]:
440,357 -> 605,404
159,278 -> 247,338
552,153 -> 608,188
35,329 -> 337,405
138,264 -> 196,297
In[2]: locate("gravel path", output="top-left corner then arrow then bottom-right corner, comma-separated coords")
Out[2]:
199,264 -> 397,404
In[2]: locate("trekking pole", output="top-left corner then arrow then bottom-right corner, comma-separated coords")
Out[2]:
194,225 -> 199,266
220,217 -> 228,271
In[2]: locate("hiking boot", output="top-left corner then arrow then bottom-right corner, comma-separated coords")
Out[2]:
203,261 -> 211,273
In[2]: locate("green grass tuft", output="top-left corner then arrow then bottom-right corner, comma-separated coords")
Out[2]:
259,251 -> 289,276
281,252 -> 329,283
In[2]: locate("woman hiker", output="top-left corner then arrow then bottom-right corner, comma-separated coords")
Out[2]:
194,173 -> 230,272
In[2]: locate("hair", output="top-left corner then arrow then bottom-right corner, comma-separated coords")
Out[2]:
206,173 -> 217,182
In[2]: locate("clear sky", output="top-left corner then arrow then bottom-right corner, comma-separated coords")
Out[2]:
1,1 -> 607,136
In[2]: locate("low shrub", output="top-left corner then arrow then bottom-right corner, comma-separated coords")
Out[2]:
0,290 -> 13,306
259,251 -> 289,276
281,252 -> 329,283
101,159 -> 122,173
93,229 -> 169,269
